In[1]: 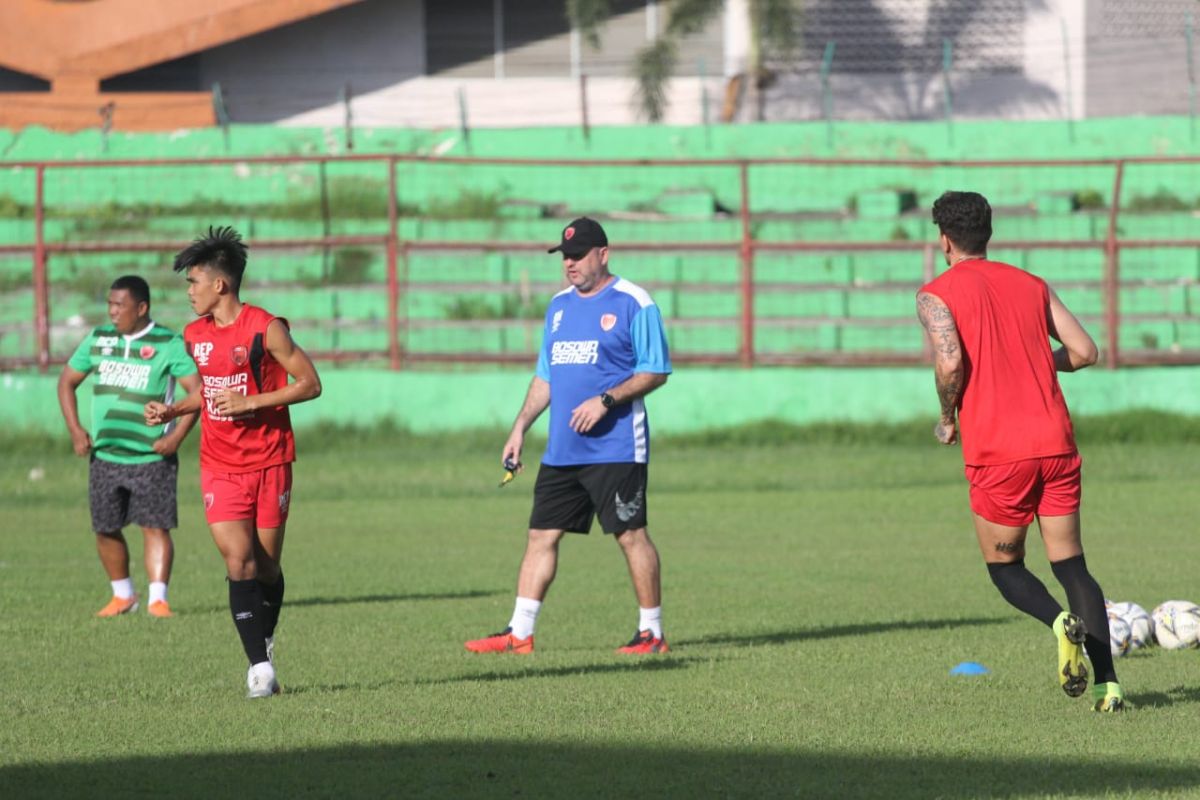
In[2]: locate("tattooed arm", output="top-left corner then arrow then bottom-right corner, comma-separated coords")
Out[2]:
916,291 -> 964,445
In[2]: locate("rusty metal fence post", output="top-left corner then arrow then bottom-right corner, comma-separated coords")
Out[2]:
387,158 -> 401,370
33,165 -> 49,372
1103,160 -> 1125,369
738,161 -> 754,367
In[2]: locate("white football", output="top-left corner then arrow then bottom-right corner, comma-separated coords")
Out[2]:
1152,602 -> 1200,650
1124,601 -> 1151,620
1107,614 -> 1132,657
1152,600 -> 1200,627
1126,610 -> 1155,649
1107,601 -> 1139,619
1108,601 -> 1154,648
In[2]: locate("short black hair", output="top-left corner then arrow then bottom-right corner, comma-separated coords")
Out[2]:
110,274 -> 150,309
932,191 -> 992,255
173,226 -> 248,293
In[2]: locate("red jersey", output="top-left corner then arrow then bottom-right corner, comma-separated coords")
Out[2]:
920,259 -> 1076,466
185,304 -> 296,473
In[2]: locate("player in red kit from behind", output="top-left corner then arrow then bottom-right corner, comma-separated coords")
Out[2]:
916,191 -> 1123,712
145,226 -> 321,699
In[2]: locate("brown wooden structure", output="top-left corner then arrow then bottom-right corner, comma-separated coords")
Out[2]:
0,0 -> 364,131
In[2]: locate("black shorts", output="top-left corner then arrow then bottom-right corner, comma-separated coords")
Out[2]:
88,455 -> 179,532
530,462 -> 648,535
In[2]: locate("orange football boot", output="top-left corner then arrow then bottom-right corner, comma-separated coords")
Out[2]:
95,595 -> 139,617
147,600 -> 174,618
616,630 -> 669,654
464,628 -> 534,654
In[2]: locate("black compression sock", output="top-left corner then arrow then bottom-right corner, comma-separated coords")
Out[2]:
229,578 -> 270,665
258,571 -> 285,639
1051,554 -> 1118,684
986,560 -> 1064,627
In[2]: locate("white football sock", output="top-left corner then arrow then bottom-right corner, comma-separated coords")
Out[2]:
639,606 -> 663,639
149,581 -> 168,605
508,596 -> 542,640
111,578 -> 135,599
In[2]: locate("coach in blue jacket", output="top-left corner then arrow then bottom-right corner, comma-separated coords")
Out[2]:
465,217 -> 673,656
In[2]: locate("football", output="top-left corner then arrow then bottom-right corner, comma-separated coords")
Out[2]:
1152,601 -> 1200,650
1126,609 -> 1155,649
1108,601 -> 1154,649
1107,614 -> 1132,657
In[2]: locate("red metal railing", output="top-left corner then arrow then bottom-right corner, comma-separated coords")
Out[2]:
3,152 -> 1200,371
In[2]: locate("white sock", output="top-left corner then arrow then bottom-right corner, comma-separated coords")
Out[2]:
508,596 -> 542,640
639,606 -> 663,639
149,581 -> 168,605
111,578 -> 135,599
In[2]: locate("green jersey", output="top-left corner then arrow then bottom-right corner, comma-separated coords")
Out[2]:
67,321 -> 197,465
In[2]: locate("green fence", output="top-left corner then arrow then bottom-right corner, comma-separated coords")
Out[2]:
5,119 -> 1200,368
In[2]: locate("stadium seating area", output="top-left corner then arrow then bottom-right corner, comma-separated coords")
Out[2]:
3,118 -> 1200,365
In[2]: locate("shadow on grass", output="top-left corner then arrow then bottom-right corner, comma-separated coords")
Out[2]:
191,589 -> 505,615
1127,685 -> 1200,709
416,656 -> 700,686
675,616 -> 1011,648
289,589 -> 506,608
1,742 -> 1193,799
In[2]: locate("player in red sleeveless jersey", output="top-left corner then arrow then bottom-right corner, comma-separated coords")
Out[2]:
916,192 -> 1124,713
145,227 -> 321,699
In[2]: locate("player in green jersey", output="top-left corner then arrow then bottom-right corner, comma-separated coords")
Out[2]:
58,275 -> 201,618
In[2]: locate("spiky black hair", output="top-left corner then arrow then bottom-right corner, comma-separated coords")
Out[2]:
173,226 -> 248,293
931,191 -> 992,255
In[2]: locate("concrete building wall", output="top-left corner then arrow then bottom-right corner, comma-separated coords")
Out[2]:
12,0 -> 1193,129
194,0 -> 725,127
1083,0 -> 1195,118
761,0 -> 1085,122
220,0 -> 1090,127
198,0 -> 425,124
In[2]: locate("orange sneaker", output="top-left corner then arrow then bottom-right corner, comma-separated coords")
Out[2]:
464,627 -> 534,654
616,630 -> 669,654
96,595 -> 139,617
147,600 -> 173,618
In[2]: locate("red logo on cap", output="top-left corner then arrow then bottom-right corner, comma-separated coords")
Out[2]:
564,227 -> 575,240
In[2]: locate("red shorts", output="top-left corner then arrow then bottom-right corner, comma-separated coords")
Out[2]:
964,453 -> 1082,527
200,464 -> 293,528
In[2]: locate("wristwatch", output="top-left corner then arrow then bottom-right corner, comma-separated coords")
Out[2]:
600,392 -> 616,409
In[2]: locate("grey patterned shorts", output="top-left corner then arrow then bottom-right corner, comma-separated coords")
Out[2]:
88,455 -> 179,532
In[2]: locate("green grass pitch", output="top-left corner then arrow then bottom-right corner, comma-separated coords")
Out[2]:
2,426 -> 1199,799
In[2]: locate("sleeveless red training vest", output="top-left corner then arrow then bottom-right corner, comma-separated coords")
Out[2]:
920,259 -> 1076,466
185,304 -> 296,472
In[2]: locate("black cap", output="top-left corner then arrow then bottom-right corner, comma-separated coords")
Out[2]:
548,217 -> 608,257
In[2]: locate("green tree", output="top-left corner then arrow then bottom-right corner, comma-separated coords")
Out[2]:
568,0 -> 801,122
